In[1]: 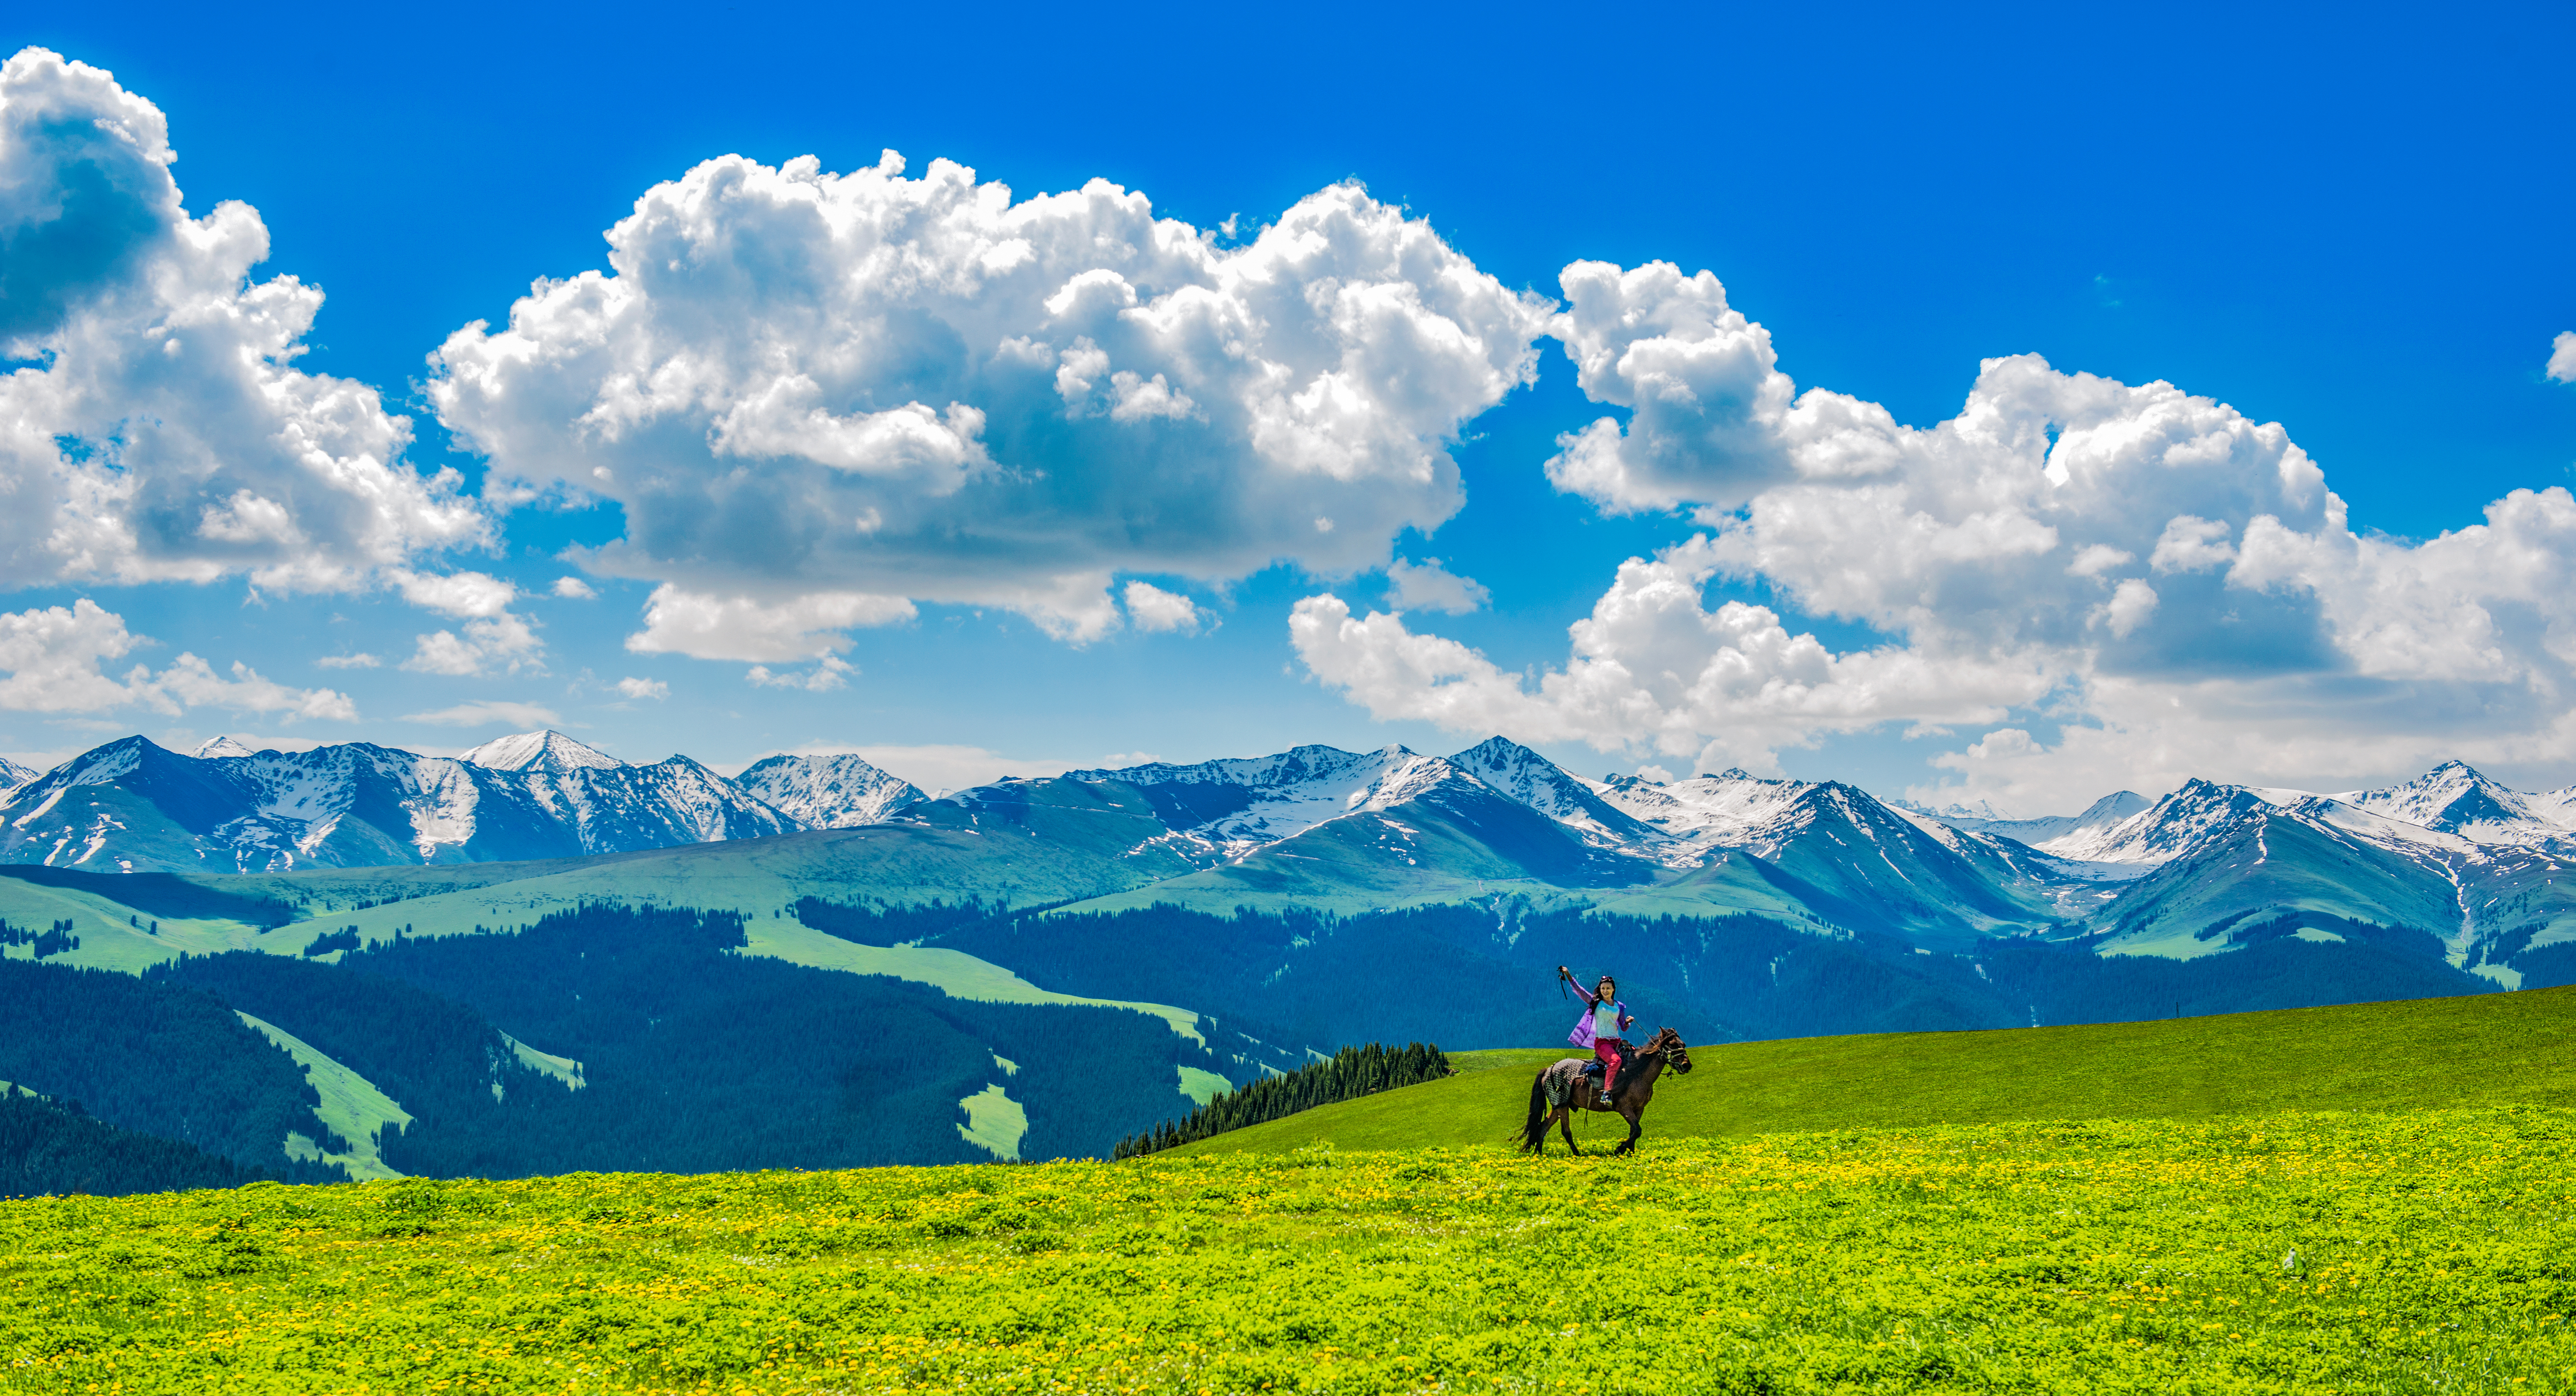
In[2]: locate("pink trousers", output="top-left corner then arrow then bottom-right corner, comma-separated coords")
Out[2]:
1593,1039 -> 1626,1094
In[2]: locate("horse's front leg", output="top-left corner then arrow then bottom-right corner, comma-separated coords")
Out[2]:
1614,1110 -> 1642,1156
1558,1109 -> 1582,1156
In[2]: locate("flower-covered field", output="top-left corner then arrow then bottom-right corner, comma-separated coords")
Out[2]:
8,1109 -> 2574,1394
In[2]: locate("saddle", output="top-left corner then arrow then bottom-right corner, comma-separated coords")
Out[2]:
1583,1038 -> 1634,1102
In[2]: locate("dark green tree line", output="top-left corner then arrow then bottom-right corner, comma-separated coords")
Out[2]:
1114,1042 -> 1450,1158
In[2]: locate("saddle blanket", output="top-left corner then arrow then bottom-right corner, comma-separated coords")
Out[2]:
1541,1057 -> 1601,1110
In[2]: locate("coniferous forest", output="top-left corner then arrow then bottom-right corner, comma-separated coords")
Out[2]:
1113,1043 -> 1452,1157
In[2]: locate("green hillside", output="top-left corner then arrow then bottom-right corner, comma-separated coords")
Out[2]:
1176,984 -> 2576,1154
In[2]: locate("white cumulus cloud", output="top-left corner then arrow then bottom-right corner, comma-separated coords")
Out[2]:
402,612 -> 542,677
398,699 -> 563,728
429,151 -> 1549,658
0,598 -> 354,720
153,654 -> 359,722
1300,258 -> 2576,810
552,577 -> 598,600
614,676 -> 667,700
627,586 -> 915,662
2551,331 -> 2576,385
0,48 -> 485,594
1122,581 -> 1203,634
745,656 -> 854,692
391,569 -> 516,618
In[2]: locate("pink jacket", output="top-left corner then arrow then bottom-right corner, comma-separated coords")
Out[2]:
1566,979 -> 1633,1049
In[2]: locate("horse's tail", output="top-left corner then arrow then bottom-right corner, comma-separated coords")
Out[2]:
1517,1070 -> 1549,1152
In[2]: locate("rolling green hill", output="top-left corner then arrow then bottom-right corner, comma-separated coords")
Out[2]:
1174,983 -> 2576,1154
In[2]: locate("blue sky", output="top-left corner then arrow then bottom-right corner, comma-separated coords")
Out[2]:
3,1 -> 2570,810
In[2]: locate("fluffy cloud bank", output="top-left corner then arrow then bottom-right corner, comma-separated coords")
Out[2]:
0,49 -> 484,595
0,599 -> 355,720
430,151 -> 1549,652
1298,262 -> 2576,811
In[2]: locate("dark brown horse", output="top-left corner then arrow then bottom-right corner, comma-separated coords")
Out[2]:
1517,1026 -> 1692,1156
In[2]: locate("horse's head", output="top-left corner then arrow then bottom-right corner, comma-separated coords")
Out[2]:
1653,1026 -> 1693,1074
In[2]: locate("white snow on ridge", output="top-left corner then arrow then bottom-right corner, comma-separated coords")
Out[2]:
2289,796 -> 2479,857
1061,744 -> 1464,862
2326,760 -> 2576,848
1447,737 -> 1659,853
1592,768 -> 1820,854
194,735 -> 259,760
1054,743 -> 1567,864
2024,762 -> 2576,873
736,753 -> 926,828
2036,780 -> 2269,865
458,731 -> 626,775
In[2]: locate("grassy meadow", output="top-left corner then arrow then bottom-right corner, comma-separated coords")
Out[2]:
1180,983 -> 2576,1156
10,990 -> 2576,1393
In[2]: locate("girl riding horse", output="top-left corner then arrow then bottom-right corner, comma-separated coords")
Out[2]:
1560,966 -> 1633,1095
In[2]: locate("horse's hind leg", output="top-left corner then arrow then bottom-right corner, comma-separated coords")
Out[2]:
1558,1110 -> 1582,1156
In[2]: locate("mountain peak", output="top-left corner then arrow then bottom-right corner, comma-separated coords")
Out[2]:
733,752 -> 926,828
194,735 -> 258,760
457,731 -> 625,775
2339,759 -> 2534,837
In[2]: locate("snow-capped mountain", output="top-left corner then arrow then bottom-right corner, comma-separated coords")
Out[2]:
1445,737 -> 1666,853
1592,768 -> 1828,852
458,731 -> 626,775
734,753 -> 926,828
1056,743 -> 1469,866
0,733 -> 793,873
2037,780 -> 2292,865
1590,766 -> 2077,940
2328,761 -> 2576,849
24,724 -> 2576,994
1903,790 -> 2152,849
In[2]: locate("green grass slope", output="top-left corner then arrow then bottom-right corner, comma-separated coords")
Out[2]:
11,820 -> 1180,976
7,1110 -> 2572,1392
2094,812 -> 2462,957
1176,983 -> 2576,1155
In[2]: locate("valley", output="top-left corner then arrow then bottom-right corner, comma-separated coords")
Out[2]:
2,728 -> 2575,1183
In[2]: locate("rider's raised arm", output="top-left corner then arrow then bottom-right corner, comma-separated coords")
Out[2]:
1564,971 -> 1600,1007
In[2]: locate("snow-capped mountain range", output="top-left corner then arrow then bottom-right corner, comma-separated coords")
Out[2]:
734,753 -> 927,829
9,727 -> 2576,992
0,733 -> 918,873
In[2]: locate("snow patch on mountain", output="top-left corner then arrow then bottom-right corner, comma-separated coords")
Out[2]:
1591,768 -> 1820,856
458,731 -> 626,775
193,736 -> 259,760
1058,744 -> 1471,865
1903,790 -> 2153,848
733,753 -> 926,828
1447,737 -> 1665,853
2329,761 -> 2576,848
2037,780 -> 2279,865
0,735 -> 795,872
